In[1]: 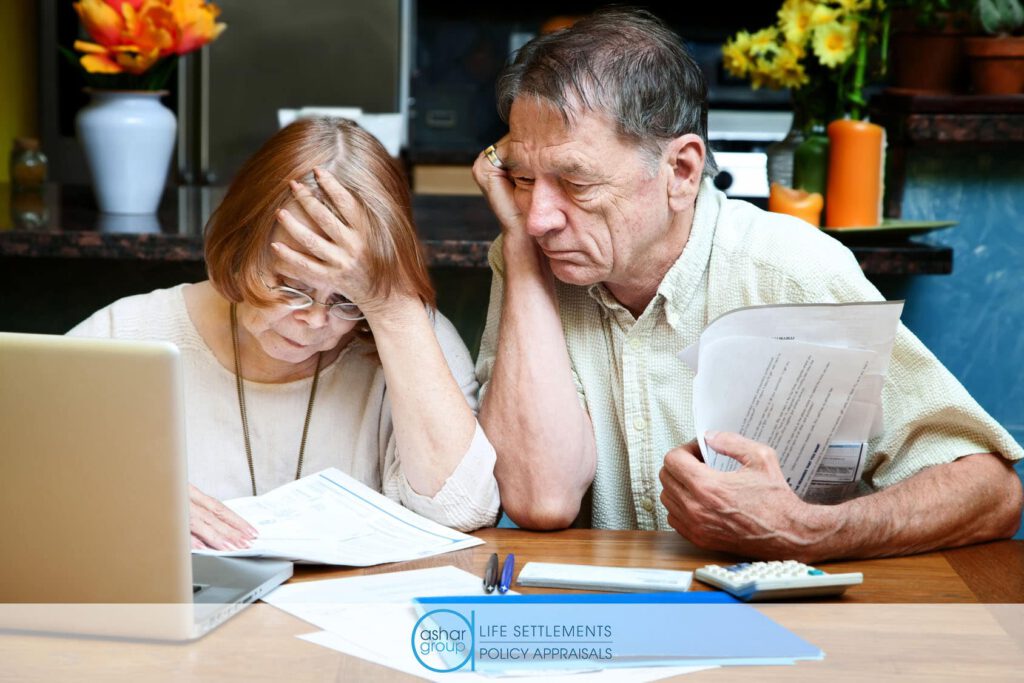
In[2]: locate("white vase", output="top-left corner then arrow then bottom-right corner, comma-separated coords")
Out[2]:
76,90 -> 177,215
97,212 -> 162,234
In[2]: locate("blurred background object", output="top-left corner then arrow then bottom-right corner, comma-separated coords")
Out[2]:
8,136 -> 49,231
768,182 -> 824,226
10,137 -> 48,192
539,15 -> 582,34
963,0 -> 1024,94
0,2 -> 38,187
888,0 -> 972,94
10,187 -> 50,231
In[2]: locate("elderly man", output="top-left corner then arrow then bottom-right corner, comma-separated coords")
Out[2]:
472,8 -> 1022,562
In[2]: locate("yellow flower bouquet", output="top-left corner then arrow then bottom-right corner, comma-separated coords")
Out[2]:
69,0 -> 226,89
723,0 -> 890,122
726,1 -> 893,228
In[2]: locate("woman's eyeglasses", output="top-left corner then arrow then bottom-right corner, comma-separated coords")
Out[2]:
262,279 -> 365,321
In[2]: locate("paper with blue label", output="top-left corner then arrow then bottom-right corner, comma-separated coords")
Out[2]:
411,593 -> 823,674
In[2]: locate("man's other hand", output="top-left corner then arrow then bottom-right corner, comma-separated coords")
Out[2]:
658,431 -> 837,562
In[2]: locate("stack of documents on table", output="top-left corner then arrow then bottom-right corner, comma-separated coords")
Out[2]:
263,566 -> 718,682
193,468 -> 481,565
678,301 -> 904,503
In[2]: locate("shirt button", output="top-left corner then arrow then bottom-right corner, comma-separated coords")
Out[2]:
629,337 -> 642,350
633,417 -> 646,431
641,497 -> 654,512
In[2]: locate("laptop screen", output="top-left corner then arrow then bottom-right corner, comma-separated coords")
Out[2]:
0,333 -> 193,604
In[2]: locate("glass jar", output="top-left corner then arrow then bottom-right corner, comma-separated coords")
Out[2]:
793,123 -> 830,196
9,137 -> 48,191
10,189 -> 50,230
766,126 -> 805,190
766,86 -> 832,191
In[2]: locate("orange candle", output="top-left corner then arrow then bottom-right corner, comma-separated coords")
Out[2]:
825,119 -> 886,228
768,183 -> 824,227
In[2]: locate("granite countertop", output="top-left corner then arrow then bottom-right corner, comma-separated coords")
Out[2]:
0,184 -> 952,276
871,90 -> 1024,144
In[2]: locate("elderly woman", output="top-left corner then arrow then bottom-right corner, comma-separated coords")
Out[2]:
69,118 -> 499,547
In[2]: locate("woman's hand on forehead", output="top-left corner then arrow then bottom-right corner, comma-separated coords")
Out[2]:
293,168 -> 371,241
269,169 -> 376,308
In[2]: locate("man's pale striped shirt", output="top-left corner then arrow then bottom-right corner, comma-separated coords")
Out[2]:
476,179 -> 1023,530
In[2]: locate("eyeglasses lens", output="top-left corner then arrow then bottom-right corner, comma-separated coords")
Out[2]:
329,304 -> 364,321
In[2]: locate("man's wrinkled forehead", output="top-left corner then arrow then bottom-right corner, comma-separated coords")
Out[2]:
505,96 -> 618,172
510,91 -> 593,131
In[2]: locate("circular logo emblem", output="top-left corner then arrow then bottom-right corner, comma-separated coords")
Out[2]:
411,608 -> 474,673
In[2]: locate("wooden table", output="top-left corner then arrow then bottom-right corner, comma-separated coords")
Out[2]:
294,529 -> 1024,603
3,530 -> 1023,681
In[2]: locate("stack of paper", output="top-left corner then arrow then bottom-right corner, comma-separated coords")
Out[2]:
679,301 -> 903,502
194,468 -> 482,565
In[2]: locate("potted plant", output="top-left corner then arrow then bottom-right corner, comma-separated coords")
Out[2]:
888,0 -> 973,92
963,0 -> 1024,93
67,0 -> 226,215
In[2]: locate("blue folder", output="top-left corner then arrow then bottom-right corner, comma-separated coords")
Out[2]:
412,593 -> 823,673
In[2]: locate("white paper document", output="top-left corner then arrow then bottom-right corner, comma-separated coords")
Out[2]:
263,565 -> 509,624
194,468 -> 482,565
679,301 -> 903,499
264,566 -> 511,654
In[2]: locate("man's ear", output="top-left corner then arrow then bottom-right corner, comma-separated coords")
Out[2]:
665,134 -> 705,212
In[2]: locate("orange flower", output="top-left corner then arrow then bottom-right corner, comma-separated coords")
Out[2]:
73,39 -> 121,74
167,0 -> 227,55
101,0 -> 145,9
74,39 -> 162,75
111,44 -> 164,75
74,0 -> 125,48
124,1 -> 177,58
73,0 -> 226,76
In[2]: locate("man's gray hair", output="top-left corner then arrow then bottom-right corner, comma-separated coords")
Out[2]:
496,7 -> 718,177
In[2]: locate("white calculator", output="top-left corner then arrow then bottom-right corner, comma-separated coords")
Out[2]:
694,561 -> 862,601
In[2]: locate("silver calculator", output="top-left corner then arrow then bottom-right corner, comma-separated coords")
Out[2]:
695,560 -> 863,601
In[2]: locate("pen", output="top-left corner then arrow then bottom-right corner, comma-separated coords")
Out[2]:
498,553 -> 515,594
483,552 -> 499,593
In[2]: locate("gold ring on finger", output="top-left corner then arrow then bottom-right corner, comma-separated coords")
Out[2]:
483,144 -> 503,169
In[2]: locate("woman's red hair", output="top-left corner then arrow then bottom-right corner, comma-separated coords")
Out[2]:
204,118 -> 435,332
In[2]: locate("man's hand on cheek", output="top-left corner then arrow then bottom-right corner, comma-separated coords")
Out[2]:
472,136 -> 524,235
658,432 -> 837,562
473,136 -> 548,270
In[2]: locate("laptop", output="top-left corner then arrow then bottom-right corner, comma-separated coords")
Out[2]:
0,332 -> 293,640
